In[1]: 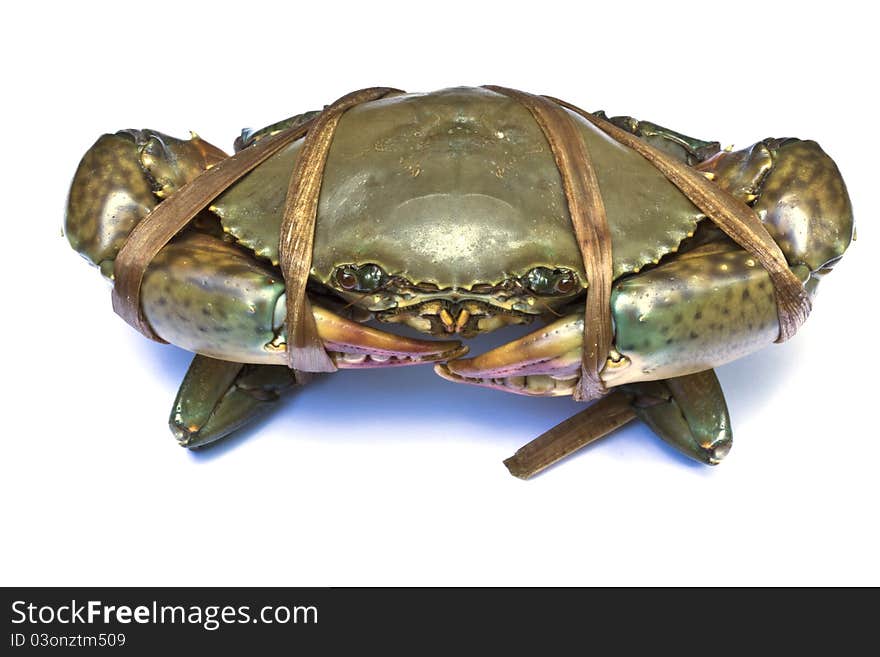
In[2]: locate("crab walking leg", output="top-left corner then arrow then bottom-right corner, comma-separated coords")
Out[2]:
140,232 -> 466,367
621,370 -> 732,465
596,112 -> 721,165
170,355 -> 298,448
503,369 -> 732,477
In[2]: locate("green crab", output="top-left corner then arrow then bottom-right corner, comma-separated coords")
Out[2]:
65,87 -> 853,471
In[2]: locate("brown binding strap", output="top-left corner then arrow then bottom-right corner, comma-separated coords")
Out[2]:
547,96 -> 812,343
484,86 -> 613,402
504,390 -> 637,479
278,87 -> 401,372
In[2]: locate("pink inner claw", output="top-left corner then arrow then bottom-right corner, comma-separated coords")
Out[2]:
434,313 -> 584,396
312,304 -> 468,369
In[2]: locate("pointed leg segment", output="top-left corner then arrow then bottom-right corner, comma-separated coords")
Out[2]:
597,112 -> 721,164
170,354 -> 297,448
622,369 -> 732,465
502,369 -> 733,477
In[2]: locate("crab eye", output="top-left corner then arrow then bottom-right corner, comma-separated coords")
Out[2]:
334,264 -> 387,292
524,267 -> 579,296
336,268 -> 359,290
554,272 -> 577,294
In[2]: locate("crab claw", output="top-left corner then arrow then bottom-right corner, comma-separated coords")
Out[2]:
314,305 -> 468,369
435,314 -> 584,396
138,233 -> 466,369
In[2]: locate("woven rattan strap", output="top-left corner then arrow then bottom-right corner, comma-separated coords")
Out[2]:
111,86 -> 810,385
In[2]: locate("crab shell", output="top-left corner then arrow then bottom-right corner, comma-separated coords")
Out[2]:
65,87 -> 853,396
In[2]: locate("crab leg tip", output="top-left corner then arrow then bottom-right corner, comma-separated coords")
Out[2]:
170,424 -> 194,448
707,439 -> 732,465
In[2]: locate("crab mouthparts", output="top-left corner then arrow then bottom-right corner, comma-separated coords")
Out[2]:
378,299 -> 534,337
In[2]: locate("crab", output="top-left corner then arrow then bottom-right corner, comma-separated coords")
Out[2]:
65,87 -> 853,475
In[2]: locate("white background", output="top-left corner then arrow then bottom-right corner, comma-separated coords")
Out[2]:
2,1 -> 877,586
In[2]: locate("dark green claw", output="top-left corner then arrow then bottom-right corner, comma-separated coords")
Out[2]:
170,355 -> 298,448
